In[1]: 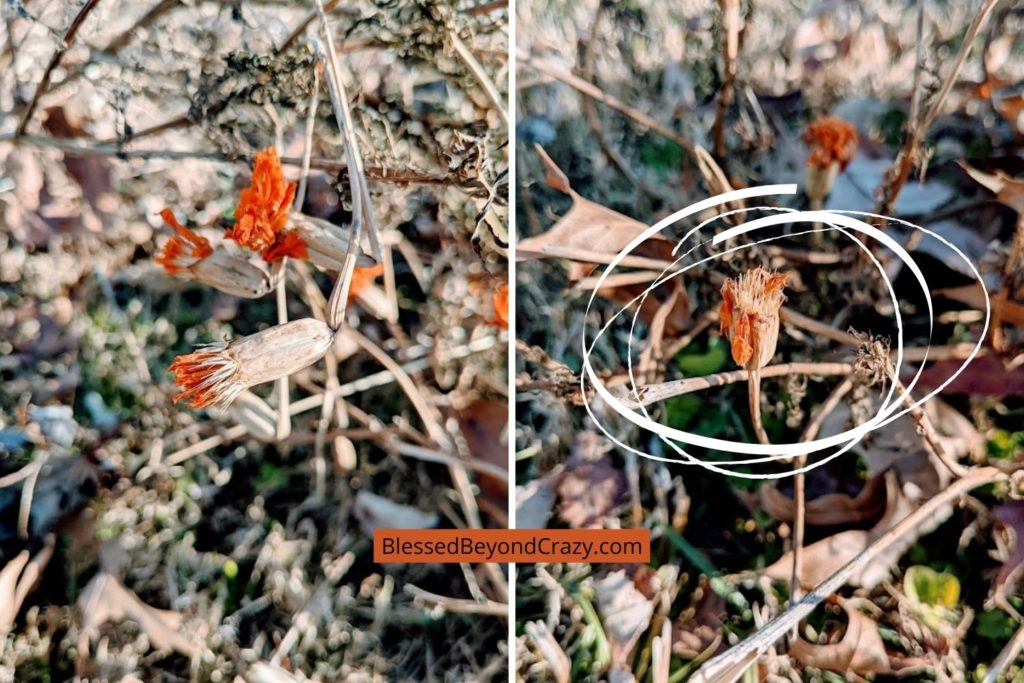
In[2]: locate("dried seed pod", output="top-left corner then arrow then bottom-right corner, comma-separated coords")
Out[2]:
719,268 -> 787,370
288,214 -> 374,272
156,209 -> 277,298
169,318 -> 335,409
185,247 -> 278,298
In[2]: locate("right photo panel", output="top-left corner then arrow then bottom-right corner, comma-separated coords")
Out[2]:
514,1 -> 1024,682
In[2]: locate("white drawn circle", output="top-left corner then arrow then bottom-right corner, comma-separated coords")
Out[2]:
579,185 -> 990,480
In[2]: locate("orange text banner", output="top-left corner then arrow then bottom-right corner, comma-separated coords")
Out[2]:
373,528 -> 650,564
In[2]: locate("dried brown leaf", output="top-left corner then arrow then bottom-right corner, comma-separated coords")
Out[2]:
789,600 -> 890,675
594,569 -> 656,672
77,572 -> 198,657
958,161 -> 1024,214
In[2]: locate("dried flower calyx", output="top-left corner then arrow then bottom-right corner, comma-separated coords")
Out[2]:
169,318 -> 335,409
156,209 -> 278,299
719,268 -> 787,370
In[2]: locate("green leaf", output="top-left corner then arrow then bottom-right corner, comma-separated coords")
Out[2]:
903,566 -> 960,607
675,337 -> 729,377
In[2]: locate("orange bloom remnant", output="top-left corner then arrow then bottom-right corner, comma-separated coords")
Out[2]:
803,116 -> 858,170
226,147 -> 298,254
492,283 -> 509,330
262,231 -> 309,263
349,264 -> 385,302
155,209 -> 213,275
169,319 -> 335,409
719,268 -> 787,370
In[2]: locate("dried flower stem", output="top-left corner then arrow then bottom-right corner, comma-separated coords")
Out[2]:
312,2 -> 384,329
747,371 -> 770,446
692,466 -> 1007,683
712,0 -> 740,159
875,0 -> 1000,215
15,0 -> 103,137
448,29 -> 508,127
790,377 -> 854,616
617,362 -> 853,409
274,269 -> 291,441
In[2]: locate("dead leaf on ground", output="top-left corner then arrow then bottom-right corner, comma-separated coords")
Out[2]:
789,599 -> 891,675
77,571 -> 198,658
516,465 -> 563,529
594,569 -> 657,674
457,398 -> 509,525
936,284 -> 1024,326
958,161 -> 1024,214
990,500 -> 1024,616
672,576 -> 726,659
764,472 -> 952,589
557,432 -> 626,529
915,354 -> 1024,397
760,472 -> 887,527
518,146 -> 690,334
353,491 -> 440,535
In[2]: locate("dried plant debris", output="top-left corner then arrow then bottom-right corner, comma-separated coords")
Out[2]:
516,0 -> 1024,680
1,0 -> 508,679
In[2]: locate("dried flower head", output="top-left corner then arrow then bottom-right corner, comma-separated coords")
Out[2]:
169,318 -> 334,409
803,117 -> 859,171
155,209 -> 213,275
226,148 -> 298,254
155,209 -> 277,298
719,268 -> 787,370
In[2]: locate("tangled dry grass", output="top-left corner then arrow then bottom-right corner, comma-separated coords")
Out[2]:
1,1 -> 509,681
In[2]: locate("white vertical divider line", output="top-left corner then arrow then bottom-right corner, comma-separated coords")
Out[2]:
506,0 -> 518,679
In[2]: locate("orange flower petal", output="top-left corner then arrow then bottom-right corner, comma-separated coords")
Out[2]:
155,209 -> 212,275
349,264 -> 385,302
262,232 -> 309,262
227,148 -> 296,253
492,283 -> 509,330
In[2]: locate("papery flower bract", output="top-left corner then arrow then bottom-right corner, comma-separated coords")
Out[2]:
492,283 -> 508,330
155,209 -> 213,275
226,148 -> 298,254
288,214 -> 372,273
719,268 -> 787,370
803,117 -> 858,170
169,318 -> 334,409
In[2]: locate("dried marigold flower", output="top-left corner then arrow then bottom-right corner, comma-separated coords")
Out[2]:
156,209 -> 277,299
155,209 -> 213,275
226,147 -> 298,254
719,268 -> 787,370
491,283 -> 508,330
803,117 -> 858,205
169,318 -> 334,409
803,116 -> 858,171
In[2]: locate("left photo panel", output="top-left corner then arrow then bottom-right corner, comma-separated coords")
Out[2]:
0,1 -> 509,681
